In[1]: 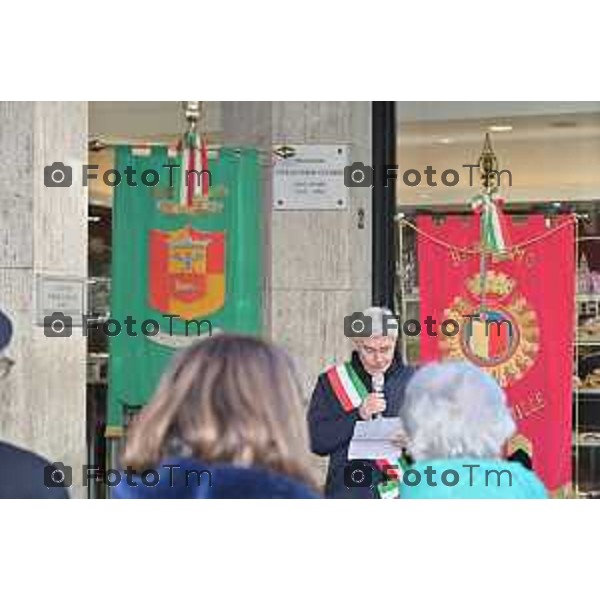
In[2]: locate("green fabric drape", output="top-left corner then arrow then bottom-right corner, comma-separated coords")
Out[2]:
108,145 -> 262,428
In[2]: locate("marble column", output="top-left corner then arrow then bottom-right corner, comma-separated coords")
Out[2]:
221,101 -> 372,484
0,102 -> 88,497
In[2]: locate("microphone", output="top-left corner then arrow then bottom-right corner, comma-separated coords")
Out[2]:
371,372 -> 385,419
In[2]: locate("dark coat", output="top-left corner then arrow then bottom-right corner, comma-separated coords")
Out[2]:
0,441 -> 69,499
113,457 -> 319,499
307,351 -> 415,498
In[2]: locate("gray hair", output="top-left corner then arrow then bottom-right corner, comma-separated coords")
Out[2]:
351,306 -> 399,339
399,361 -> 516,461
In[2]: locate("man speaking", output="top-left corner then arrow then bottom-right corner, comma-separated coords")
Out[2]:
307,307 -> 415,498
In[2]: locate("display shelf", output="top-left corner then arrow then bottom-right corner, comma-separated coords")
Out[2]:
573,434 -> 600,448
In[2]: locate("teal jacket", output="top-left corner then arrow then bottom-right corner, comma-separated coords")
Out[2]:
400,458 -> 548,499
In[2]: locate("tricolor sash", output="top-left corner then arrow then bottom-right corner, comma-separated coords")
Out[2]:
326,361 -> 406,498
326,362 -> 368,411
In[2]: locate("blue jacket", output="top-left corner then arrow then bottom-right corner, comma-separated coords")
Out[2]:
399,458 -> 548,499
0,441 -> 69,499
113,457 -> 319,499
307,351 -> 415,499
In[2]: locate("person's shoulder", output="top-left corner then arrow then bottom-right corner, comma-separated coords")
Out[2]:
211,464 -> 320,499
507,461 -> 548,498
0,441 -> 69,499
0,441 -> 52,470
114,457 -> 319,499
399,458 -> 548,499
317,357 -> 362,382
402,363 -> 418,376
388,361 -> 417,384
313,363 -> 340,391
318,361 -> 343,378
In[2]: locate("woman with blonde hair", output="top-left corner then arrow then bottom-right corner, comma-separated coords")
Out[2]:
114,334 -> 318,499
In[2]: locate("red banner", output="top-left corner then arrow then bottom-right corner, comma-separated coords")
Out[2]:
416,214 -> 575,492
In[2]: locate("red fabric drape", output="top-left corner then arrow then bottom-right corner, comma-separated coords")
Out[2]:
416,214 -> 575,491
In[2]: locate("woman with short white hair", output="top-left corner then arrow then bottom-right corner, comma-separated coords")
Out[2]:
398,361 -> 547,499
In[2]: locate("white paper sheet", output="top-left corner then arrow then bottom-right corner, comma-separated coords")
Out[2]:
347,417 -> 405,461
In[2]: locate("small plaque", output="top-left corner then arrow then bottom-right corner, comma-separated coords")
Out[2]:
273,144 -> 349,210
36,275 -> 86,327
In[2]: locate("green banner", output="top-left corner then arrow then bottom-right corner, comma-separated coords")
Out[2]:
108,145 -> 262,429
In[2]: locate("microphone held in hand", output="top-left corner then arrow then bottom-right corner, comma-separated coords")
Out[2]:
371,372 -> 385,419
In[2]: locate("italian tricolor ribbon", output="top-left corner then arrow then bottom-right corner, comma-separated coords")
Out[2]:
179,131 -> 210,207
326,362 -> 368,412
471,193 -> 508,254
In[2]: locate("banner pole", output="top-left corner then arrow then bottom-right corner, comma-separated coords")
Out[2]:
575,219 -> 580,496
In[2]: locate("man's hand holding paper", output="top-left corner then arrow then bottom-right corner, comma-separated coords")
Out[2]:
347,417 -> 410,462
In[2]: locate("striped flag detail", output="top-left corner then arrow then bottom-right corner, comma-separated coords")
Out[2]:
326,362 -> 369,412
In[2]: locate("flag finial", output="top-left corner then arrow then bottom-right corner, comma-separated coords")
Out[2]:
479,132 -> 499,196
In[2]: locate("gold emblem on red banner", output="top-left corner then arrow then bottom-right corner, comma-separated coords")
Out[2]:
441,271 -> 540,387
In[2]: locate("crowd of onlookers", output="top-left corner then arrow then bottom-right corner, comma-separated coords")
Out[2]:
0,307 -> 547,499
